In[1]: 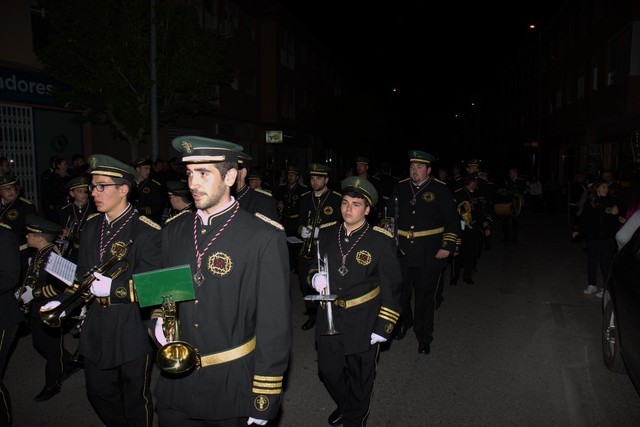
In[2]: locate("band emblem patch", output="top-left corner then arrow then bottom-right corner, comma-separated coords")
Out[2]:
356,250 -> 372,266
208,252 -> 233,277
111,241 -> 130,257
323,206 -> 333,216
254,395 -> 269,411
423,192 -> 435,203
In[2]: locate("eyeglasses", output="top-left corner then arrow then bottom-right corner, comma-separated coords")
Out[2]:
88,183 -> 120,192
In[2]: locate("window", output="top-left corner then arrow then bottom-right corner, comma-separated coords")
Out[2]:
607,26 -> 631,86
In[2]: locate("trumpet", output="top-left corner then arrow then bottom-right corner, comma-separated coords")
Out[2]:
300,209 -> 320,259
155,295 -> 198,374
40,240 -> 132,328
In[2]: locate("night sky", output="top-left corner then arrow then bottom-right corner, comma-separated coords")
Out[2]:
282,1 -> 560,168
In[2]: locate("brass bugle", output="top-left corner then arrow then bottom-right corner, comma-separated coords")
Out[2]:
40,240 -> 133,328
156,295 -> 199,374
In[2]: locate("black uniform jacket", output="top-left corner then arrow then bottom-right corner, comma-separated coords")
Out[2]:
296,189 -> 343,234
69,205 -> 161,368
388,178 -> 459,267
27,244 -> 67,316
0,224 -> 23,329
155,202 -> 291,421
313,222 -> 402,354
134,178 -> 164,223
236,185 -> 280,223
276,182 -> 307,235
0,197 -> 37,252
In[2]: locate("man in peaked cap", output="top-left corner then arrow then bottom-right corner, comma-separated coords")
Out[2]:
354,156 -> 382,224
386,150 -> 460,355
164,180 -> 194,223
0,174 -> 38,280
276,163 -> 308,272
132,156 -> 165,224
152,136 -> 291,425
306,175 -> 401,426
41,153 -> 161,426
234,151 -> 280,222
296,163 -> 343,330
57,175 -> 96,262
22,214 -> 77,402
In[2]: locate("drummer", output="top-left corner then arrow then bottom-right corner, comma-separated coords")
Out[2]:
464,159 -> 496,253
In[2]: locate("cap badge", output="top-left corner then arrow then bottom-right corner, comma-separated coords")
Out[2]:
354,178 -> 361,188
181,140 -> 193,154
91,157 -> 97,169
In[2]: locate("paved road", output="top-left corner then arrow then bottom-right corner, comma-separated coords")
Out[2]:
6,212 -> 640,426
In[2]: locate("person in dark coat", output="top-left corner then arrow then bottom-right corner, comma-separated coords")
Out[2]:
309,176 -> 402,426
0,174 -> 38,280
386,150 -> 460,354
57,175 -> 96,262
41,154 -> 161,427
19,215 -> 77,402
296,163 -> 343,330
0,223 -> 23,425
275,165 -> 308,272
132,156 -> 165,224
234,152 -> 280,222
152,136 -> 291,425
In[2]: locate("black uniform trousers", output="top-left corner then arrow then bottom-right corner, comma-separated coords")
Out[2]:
452,228 -> 480,282
502,216 -> 518,242
400,260 -> 445,344
0,325 -> 17,427
84,352 -> 154,427
28,311 -> 72,388
317,336 -> 379,427
156,403 -> 247,427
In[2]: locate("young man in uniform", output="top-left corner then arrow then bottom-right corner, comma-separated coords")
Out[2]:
0,174 -> 38,279
276,165 -> 307,272
57,175 -> 95,262
20,214 -> 77,401
41,154 -> 161,426
296,163 -> 342,330
387,150 -> 459,354
153,136 -> 291,425
309,176 -> 402,426
164,180 -> 194,224
132,156 -> 165,224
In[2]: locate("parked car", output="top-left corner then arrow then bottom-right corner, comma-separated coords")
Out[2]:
601,226 -> 640,395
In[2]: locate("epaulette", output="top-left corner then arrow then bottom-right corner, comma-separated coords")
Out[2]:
19,197 -> 33,205
0,222 -> 11,230
255,212 -> 285,231
300,190 -> 311,197
300,183 -> 308,188
86,213 -> 101,222
139,215 -> 161,230
61,202 -> 73,210
373,226 -> 393,238
434,178 -> 447,185
399,177 -> 410,183
164,210 -> 191,225
151,179 -> 162,186
332,191 -> 342,197
454,188 -> 463,193
255,188 -> 272,197
320,221 -> 337,229
370,175 -> 381,181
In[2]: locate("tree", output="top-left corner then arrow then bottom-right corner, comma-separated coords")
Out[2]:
37,0 -> 231,160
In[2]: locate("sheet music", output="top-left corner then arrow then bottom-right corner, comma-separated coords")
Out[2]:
45,253 -> 77,287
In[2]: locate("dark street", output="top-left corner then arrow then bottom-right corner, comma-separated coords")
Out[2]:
6,211 -> 640,426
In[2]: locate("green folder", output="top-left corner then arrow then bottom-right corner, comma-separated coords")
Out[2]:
133,264 -> 195,307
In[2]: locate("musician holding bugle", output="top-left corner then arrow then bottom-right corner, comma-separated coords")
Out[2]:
308,176 -> 402,426
40,155 -> 161,426
21,214 -> 75,402
296,163 -> 342,331
153,137 -> 291,426
56,175 -> 95,263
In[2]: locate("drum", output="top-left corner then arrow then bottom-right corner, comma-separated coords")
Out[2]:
493,194 -> 524,217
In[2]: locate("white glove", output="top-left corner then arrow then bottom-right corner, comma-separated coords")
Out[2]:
40,300 -> 65,318
247,417 -> 268,425
370,332 -> 387,345
90,272 -> 112,297
20,285 -> 34,304
311,273 -> 328,293
154,317 -> 167,346
300,226 -> 312,239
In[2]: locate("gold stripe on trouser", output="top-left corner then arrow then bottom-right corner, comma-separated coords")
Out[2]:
200,336 -> 256,367
398,227 -> 444,239
333,286 -> 380,309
